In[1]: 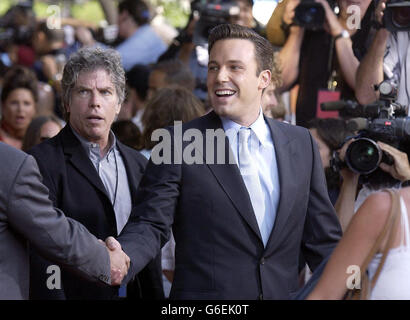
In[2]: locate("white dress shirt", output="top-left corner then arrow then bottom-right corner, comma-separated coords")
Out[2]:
221,110 -> 280,245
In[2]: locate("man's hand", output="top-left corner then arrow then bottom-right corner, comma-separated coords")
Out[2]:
375,0 -> 388,25
378,141 -> 410,181
104,236 -> 130,286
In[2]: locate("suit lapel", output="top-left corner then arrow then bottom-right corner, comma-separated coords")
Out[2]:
264,118 -> 297,250
201,112 -> 263,243
60,125 -> 110,200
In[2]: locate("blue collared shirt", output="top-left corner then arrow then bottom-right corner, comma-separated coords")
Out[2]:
71,127 -> 132,235
116,24 -> 167,71
221,111 -> 280,244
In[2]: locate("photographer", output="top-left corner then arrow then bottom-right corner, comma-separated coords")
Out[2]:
271,0 -> 375,127
307,138 -> 410,300
334,138 -> 410,232
356,0 -> 410,110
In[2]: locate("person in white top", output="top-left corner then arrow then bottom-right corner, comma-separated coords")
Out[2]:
307,186 -> 410,300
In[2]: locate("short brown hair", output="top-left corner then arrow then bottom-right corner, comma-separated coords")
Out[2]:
1,66 -> 38,103
208,24 -> 273,76
140,85 -> 205,150
151,59 -> 195,91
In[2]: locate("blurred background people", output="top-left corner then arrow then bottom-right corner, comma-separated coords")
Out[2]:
117,64 -> 150,131
116,0 -> 167,70
268,0 -> 375,127
111,119 -> 141,151
0,66 -> 37,150
147,59 -> 195,100
22,115 -> 62,152
139,84 -> 205,158
261,51 -> 287,121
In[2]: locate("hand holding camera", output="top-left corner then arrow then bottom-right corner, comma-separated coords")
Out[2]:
375,0 -> 410,32
378,141 -> 410,181
314,0 -> 344,37
282,0 -> 301,27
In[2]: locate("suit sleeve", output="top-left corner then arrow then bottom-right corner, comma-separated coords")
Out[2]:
301,130 -> 343,272
118,145 -> 181,284
7,154 -> 112,285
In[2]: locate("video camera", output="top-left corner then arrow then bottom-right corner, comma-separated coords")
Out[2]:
383,0 -> 410,32
293,0 -> 336,30
191,0 -> 240,45
321,79 -> 410,175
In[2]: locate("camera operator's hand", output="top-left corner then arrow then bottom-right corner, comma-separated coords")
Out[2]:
283,0 -> 301,29
375,0 -> 388,25
315,0 -> 344,37
378,141 -> 410,181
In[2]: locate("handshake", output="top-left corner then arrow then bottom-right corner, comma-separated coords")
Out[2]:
100,237 -> 131,286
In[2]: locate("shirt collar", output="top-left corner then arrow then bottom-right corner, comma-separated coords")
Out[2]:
220,109 -> 270,147
70,124 -> 117,158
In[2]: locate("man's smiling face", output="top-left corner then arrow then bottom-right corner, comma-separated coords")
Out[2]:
207,38 -> 270,126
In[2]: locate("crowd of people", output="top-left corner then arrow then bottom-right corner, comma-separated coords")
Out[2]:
1,0 -> 410,301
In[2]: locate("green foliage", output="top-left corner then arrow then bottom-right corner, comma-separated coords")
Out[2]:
151,0 -> 190,28
1,0 -> 190,28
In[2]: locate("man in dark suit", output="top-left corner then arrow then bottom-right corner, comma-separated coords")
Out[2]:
0,142 -> 130,299
29,47 -> 163,300
117,24 -> 342,300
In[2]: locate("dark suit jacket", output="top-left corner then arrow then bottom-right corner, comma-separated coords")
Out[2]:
29,125 -> 163,300
0,142 -> 111,300
119,111 -> 342,300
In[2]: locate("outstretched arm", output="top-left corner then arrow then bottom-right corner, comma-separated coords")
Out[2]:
8,155 -> 129,285
307,191 -> 391,299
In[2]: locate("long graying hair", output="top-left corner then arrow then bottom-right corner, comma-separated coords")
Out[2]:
61,47 -> 126,120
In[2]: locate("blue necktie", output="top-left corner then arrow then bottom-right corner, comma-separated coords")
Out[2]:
238,128 -> 269,246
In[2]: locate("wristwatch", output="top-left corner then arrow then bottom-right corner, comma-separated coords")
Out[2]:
334,29 -> 350,41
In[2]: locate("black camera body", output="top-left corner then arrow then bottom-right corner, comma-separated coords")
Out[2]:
383,0 -> 410,32
293,0 -> 336,30
322,79 -> 410,175
191,0 -> 240,46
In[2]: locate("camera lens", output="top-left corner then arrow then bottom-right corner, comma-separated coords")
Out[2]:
294,3 -> 325,29
345,138 -> 382,175
392,7 -> 410,28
